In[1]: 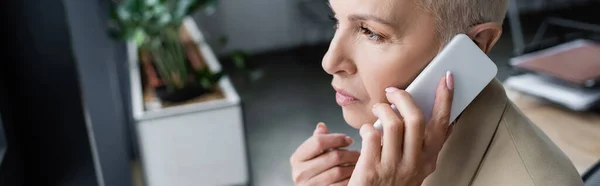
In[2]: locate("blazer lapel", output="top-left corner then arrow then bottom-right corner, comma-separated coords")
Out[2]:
422,79 -> 509,186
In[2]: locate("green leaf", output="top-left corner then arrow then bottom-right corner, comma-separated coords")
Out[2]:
110,5 -> 121,22
172,0 -> 196,22
203,0 -> 219,10
108,6 -> 126,40
117,0 -> 139,21
231,50 -> 247,69
107,20 -> 137,41
158,12 -> 172,25
133,29 -> 147,46
202,0 -> 218,15
124,0 -> 145,13
173,0 -> 219,21
145,0 -> 158,5
200,77 -> 211,89
210,71 -> 224,83
147,37 -> 162,49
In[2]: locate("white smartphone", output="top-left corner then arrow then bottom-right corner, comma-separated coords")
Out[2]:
374,34 -> 497,132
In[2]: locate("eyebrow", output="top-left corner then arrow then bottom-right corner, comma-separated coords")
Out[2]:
348,14 -> 396,27
326,1 -> 396,28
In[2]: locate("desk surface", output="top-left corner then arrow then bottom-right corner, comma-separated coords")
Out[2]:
505,86 -> 600,174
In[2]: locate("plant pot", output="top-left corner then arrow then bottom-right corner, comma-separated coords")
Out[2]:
128,17 -> 248,186
154,84 -> 208,103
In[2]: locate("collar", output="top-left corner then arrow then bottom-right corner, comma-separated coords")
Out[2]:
422,78 -> 509,186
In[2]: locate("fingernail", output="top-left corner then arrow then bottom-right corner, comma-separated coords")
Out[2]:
385,87 -> 399,93
390,104 -> 400,116
446,71 -> 454,91
359,124 -> 368,137
345,136 -> 354,145
372,106 -> 379,117
316,122 -> 325,130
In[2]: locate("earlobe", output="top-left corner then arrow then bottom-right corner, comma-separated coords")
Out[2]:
466,23 -> 503,54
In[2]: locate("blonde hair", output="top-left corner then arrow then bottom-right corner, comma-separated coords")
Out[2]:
417,0 -> 509,43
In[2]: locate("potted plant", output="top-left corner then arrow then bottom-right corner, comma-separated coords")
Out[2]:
109,0 -> 222,103
108,1 -> 249,186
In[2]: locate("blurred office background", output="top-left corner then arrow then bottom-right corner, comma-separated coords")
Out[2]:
1,0 -> 600,186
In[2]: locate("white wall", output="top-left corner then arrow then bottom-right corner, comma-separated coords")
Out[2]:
194,0 -> 334,54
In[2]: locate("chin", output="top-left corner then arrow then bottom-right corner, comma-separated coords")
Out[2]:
341,107 -> 376,129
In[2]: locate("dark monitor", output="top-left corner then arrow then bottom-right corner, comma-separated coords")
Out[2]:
0,114 -> 5,163
0,110 -> 23,186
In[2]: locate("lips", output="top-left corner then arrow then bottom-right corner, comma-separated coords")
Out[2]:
334,87 -> 359,106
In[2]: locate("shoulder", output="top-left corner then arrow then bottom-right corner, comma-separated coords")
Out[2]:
471,102 -> 583,186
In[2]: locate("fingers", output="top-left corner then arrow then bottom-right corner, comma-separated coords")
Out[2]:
298,150 -> 360,180
304,166 -> 354,186
314,122 -> 329,135
384,87 -> 425,162
357,124 -> 382,165
430,71 -> 454,126
373,103 -> 404,163
330,178 -> 350,186
425,72 -> 455,154
292,134 -> 354,162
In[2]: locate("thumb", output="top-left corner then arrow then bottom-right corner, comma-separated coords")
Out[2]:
313,122 -> 329,135
358,124 -> 381,164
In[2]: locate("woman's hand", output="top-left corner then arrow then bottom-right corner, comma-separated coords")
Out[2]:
290,123 -> 360,186
349,73 -> 455,186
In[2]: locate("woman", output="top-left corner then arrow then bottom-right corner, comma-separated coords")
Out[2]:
289,0 -> 584,185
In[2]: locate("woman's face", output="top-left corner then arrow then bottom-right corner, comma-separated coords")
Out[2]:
323,0 -> 442,128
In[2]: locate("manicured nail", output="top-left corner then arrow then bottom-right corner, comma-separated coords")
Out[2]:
359,124 -> 368,137
316,122 -> 325,130
446,71 -> 454,91
345,136 -> 354,145
372,106 -> 379,117
385,87 -> 399,93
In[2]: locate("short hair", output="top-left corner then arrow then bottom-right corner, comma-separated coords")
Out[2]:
417,0 -> 509,43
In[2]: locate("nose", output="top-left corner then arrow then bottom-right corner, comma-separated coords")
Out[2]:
322,31 -> 357,76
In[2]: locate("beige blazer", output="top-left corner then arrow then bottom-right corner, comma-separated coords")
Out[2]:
422,79 -> 584,186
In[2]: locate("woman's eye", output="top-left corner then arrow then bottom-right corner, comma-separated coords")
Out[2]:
360,26 -> 382,41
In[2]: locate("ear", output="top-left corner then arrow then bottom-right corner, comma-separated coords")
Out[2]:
466,22 -> 503,54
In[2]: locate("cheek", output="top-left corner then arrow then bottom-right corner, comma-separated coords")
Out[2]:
343,38 -> 435,127
356,45 -> 420,105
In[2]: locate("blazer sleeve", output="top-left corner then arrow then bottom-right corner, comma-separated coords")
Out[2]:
470,102 -> 584,186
